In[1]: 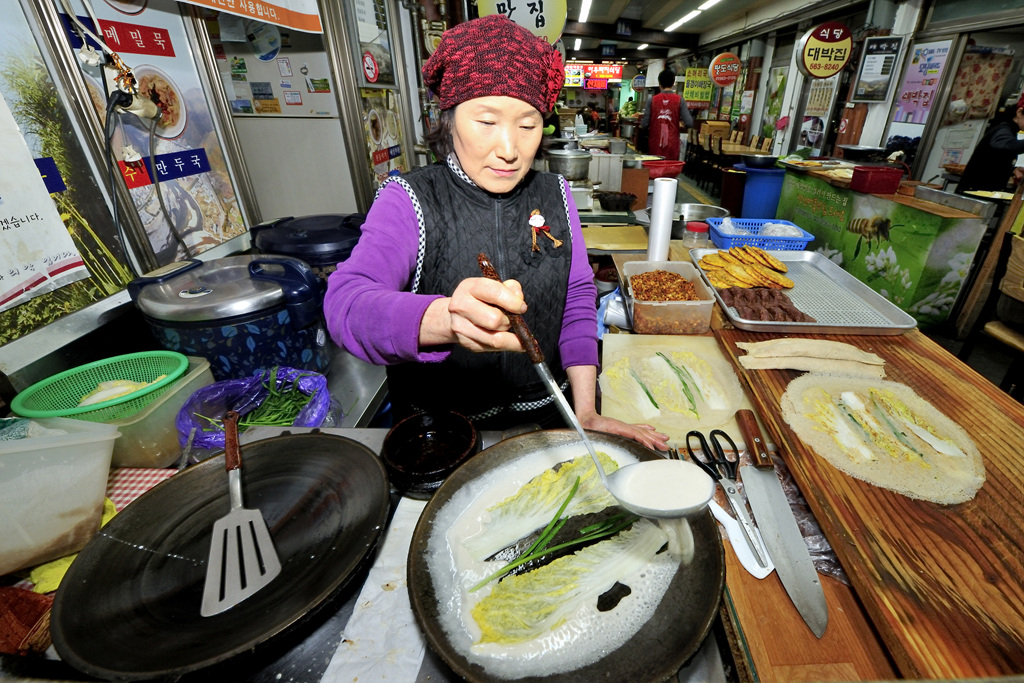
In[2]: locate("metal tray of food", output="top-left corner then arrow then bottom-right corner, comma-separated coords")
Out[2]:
777,159 -> 854,172
689,248 -> 918,335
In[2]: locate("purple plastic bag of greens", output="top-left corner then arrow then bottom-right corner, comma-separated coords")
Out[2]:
176,367 -> 331,451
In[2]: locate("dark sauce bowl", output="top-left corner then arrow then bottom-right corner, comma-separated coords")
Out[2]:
381,411 -> 479,499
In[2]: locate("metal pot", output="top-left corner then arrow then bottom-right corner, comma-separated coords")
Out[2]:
608,138 -> 627,154
739,154 -> 779,169
671,204 -> 730,239
546,149 -> 592,181
837,145 -> 886,162
620,121 -> 636,138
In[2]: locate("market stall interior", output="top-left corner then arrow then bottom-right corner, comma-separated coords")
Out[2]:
7,0 -> 1024,679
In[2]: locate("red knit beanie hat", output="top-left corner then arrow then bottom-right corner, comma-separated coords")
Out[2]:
422,15 -> 564,113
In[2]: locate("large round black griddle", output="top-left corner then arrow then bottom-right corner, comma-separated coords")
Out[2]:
408,430 -> 725,683
51,432 -> 390,681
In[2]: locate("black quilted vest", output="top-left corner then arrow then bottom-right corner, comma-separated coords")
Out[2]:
384,158 -> 573,423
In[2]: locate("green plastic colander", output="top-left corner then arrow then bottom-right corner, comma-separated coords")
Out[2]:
11,351 -> 190,423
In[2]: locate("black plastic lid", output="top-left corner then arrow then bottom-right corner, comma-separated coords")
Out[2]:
250,213 -> 365,267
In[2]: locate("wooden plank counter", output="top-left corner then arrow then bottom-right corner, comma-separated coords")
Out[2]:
609,251 -> 897,681
721,546 -> 897,682
715,328 -> 1024,678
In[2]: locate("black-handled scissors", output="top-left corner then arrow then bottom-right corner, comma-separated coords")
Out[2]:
685,429 -> 740,483
685,429 -> 768,568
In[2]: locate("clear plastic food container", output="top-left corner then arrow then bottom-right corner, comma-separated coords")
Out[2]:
623,261 -> 715,335
108,356 -> 214,468
0,417 -> 119,575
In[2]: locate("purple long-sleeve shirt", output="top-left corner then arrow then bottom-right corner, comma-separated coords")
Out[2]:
324,174 -> 598,370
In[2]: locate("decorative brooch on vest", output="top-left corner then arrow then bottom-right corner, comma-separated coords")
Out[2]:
528,209 -> 562,252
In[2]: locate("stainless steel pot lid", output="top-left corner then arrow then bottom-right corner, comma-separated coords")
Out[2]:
132,255 -> 288,322
51,432 -> 390,681
408,429 -> 725,683
547,148 -> 592,159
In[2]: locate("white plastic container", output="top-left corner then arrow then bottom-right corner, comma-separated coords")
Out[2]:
108,356 -> 213,468
0,417 -> 119,575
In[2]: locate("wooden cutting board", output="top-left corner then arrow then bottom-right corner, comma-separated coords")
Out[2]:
600,333 -> 768,449
716,327 -> 1024,678
581,224 -> 648,251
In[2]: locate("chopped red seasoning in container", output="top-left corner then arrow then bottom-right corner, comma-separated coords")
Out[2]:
630,270 -> 700,301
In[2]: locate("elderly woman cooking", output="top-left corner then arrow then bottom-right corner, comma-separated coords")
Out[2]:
324,15 -> 668,451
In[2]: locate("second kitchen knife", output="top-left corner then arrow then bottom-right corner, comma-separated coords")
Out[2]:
735,409 -> 829,638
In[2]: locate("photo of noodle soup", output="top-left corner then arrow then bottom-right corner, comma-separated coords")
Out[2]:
135,67 -> 186,138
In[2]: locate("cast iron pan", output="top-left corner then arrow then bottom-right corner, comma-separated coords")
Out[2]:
408,429 -> 725,683
51,432 -> 390,680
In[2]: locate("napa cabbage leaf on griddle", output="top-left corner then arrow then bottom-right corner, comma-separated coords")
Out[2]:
471,520 -> 668,644
462,453 -> 620,561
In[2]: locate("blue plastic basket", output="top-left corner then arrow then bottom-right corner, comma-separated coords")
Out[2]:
704,218 -> 813,251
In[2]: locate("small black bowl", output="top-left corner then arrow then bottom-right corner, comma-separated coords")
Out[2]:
597,192 -> 637,212
381,411 -> 479,499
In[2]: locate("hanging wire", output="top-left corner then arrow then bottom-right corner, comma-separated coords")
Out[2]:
146,117 -> 193,259
57,0 -> 136,92
104,92 -> 138,278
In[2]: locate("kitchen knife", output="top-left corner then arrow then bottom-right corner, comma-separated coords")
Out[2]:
735,409 -> 828,638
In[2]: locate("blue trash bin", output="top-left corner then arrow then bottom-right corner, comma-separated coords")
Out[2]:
735,164 -> 786,218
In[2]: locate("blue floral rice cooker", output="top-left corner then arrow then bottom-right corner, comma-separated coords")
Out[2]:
129,255 -> 330,381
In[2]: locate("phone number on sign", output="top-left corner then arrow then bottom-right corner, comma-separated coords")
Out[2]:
808,62 -> 843,73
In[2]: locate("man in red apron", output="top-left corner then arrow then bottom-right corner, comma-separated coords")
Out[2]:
640,69 -> 695,160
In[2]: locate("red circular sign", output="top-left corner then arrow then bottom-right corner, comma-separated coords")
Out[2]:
798,21 -> 852,79
362,51 -> 379,83
708,53 -> 742,87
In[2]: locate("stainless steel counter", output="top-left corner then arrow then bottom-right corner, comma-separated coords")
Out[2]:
324,343 -> 388,428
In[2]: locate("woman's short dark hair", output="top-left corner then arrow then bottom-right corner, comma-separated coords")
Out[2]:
424,107 -> 456,160
658,69 -> 676,89
422,105 -> 554,162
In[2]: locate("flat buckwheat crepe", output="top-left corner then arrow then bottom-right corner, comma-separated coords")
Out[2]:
780,374 -> 985,504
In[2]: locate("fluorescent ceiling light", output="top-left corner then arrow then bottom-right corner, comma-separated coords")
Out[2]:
666,10 -> 701,31
698,0 -> 722,10
578,0 -> 592,23
637,43 -> 649,50
574,38 -> 582,51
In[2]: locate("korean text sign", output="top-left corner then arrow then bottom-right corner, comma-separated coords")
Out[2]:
893,40 -> 952,124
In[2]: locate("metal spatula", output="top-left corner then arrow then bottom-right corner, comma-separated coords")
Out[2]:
200,411 -> 281,617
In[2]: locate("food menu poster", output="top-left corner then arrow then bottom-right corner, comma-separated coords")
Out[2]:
804,75 -> 838,119
564,64 -> 583,87
0,93 -> 89,314
801,76 -> 839,155
893,40 -> 952,125
65,0 -> 246,265
361,88 -> 408,186
852,36 -> 903,103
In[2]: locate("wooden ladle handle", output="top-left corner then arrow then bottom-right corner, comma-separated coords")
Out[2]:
477,253 -> 545,364
223,410 -> 241,472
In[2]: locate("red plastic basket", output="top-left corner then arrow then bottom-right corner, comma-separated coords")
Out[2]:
643,160 -> 685,178
850,166 -> 903,194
